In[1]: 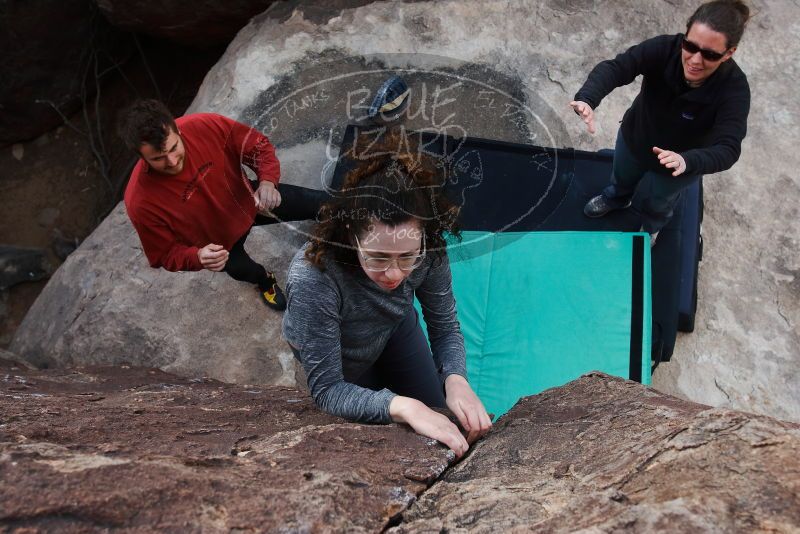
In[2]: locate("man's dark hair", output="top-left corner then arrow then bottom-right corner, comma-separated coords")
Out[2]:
117,99 -> 178,154
687,0 -> 751,49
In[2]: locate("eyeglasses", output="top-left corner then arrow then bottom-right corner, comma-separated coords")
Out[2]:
681,38 -> 727,62
354,233 -> 426,272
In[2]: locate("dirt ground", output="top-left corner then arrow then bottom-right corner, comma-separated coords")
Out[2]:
0,36 -> 225,348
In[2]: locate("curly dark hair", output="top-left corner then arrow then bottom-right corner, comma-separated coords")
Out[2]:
117,99 -> 178,154
687,0 -> 751,49
306,127 -> 460,270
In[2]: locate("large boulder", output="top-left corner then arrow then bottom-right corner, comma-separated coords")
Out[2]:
11,204 -> 308,386
2,363 -> 798,531
12,0 -> 800,422
0,0 -> 128,143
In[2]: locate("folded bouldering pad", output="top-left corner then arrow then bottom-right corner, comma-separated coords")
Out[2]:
418,230 -> 651,417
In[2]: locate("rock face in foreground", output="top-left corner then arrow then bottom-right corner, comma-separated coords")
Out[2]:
2,360 -> 798,532
0,358 -> 451,532
393,372 -> 800,533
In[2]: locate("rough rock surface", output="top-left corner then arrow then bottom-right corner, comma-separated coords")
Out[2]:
13,0 -> 800,422
0,358 -> 452,532
3,360 -> 798,532
392,372 -> 800,533
0,0 -> 127,143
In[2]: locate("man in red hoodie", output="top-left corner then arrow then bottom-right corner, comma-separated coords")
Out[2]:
120,99 -> 324,311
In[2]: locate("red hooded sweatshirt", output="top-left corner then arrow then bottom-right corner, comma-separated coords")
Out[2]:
124,113 -> 280,271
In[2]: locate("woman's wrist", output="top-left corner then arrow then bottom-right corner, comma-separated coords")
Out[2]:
389,395 -> 418,423
445,373 -> 467,383
444,373 -> 468,390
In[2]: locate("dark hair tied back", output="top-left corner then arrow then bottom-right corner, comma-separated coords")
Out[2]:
687,0 -> 751,49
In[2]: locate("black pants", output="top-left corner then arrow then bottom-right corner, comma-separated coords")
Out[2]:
603,130 -> 700,233
352,308 -> 447,408
224,183 -> 329,290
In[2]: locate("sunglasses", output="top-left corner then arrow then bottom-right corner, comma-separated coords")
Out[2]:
681,38 -> 727,62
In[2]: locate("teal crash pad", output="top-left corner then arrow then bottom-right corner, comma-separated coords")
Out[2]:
418,231 -> 651,418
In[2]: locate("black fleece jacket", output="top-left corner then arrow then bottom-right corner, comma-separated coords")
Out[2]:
574,33 -> 750,176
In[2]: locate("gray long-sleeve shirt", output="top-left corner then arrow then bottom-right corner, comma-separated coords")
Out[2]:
282,244 -> 467,424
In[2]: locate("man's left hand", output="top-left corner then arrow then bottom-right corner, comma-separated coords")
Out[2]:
444,374 -> 492,444
652,146 -> 686,177
254,181 -> 281,211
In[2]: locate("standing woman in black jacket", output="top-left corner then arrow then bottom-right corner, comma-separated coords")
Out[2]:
571,0 -> 751,245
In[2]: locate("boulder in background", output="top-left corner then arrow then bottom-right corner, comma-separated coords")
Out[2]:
10,203 -> 310,386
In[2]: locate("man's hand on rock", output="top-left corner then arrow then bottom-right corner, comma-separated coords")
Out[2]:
198,243 -> 228,271
652,146 -> 687,176
254,181 -> 281,212
569,100 -> 596,134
